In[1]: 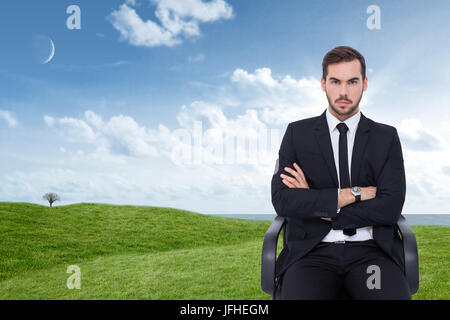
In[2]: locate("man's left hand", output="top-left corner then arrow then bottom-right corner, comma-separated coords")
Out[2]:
280,162 -> 310,189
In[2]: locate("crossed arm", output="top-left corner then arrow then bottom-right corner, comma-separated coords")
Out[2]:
279,163 -> 377,221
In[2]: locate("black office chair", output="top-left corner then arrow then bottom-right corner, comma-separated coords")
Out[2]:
261,215 -> 419,299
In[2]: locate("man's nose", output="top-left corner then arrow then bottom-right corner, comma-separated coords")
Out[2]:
339,83 -> 350,96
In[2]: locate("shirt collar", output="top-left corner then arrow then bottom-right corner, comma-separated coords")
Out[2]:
326,107 -> 361,135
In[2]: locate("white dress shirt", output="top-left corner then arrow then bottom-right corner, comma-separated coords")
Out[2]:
321,108 -> 373,242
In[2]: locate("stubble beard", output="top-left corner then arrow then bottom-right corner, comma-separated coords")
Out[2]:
326,90 -> 363,117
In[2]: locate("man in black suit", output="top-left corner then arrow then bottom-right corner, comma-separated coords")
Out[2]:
271,46 -> 411,299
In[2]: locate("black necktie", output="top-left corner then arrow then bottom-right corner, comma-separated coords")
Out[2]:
336,123 -> 356,236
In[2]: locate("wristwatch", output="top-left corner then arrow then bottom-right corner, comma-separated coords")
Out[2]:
351,186 -> 361,202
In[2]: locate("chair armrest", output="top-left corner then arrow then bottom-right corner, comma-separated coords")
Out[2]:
396,215 -> 419,295
261,216 -> 286,295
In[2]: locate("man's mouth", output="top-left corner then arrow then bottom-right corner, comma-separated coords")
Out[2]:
337,100 -> 351,105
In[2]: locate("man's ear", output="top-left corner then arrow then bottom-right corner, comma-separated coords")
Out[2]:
363,76 -> 368,91
321,77 -> 326,92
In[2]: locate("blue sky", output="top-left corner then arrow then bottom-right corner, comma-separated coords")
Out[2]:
1,0 -> 450,214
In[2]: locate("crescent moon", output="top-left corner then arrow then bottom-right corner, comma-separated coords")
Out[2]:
42,39 -> 55,65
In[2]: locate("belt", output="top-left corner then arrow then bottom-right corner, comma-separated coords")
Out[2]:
322,240 -> 374,244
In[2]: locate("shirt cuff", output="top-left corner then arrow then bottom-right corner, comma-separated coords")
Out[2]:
337,188 -> 341,213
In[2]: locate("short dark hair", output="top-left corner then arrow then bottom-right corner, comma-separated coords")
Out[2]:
322,46 -> 366,81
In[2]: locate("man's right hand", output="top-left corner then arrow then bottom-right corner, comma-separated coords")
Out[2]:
360,186 -> 377,201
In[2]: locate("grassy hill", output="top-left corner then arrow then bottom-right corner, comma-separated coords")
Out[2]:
0,202 -> 448,299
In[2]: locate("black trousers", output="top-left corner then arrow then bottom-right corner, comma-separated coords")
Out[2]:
279,240 -> 411,300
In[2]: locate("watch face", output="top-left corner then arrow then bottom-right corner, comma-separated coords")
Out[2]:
351,186 -> 361,195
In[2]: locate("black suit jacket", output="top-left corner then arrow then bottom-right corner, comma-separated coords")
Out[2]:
271,109 -> 406,278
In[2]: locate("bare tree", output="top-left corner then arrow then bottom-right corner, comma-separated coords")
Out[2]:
43,193 -> 60,207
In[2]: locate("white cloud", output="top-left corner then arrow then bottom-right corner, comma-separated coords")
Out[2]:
0,110 -> 18,128
108,4 -> 178,47
228,68 -> 327,125
175,100 -> 278,169
43,115 -> 55,126
231,67 -> 279,88
398,118 -> 443,151
188,53 -> 205,63
153,0 -> 233,23
41,67 -> 327,166
396,118 -> 450,213
44,111 -> 165,158
44,115 -> 97,143
85,110 -> 104,128
108,0 -> 233,47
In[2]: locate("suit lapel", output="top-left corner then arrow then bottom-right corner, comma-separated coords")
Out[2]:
351,112 -> 371,187
314,110 -> 339,187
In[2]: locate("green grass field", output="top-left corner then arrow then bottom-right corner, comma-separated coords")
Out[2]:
0,202 -> 448,299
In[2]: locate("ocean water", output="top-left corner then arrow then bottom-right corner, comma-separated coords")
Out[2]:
207,214 -> 450,226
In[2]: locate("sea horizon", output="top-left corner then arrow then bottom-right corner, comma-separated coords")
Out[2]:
207,213 -> 450,226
